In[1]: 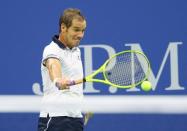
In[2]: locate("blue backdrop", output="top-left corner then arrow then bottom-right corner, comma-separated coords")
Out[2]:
0,0 -> 187,130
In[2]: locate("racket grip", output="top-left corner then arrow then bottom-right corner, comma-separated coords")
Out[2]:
67,80 -> 76,86
66,79 -> 85,86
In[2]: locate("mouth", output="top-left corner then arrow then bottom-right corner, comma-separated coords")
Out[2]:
74,39 -> 80,43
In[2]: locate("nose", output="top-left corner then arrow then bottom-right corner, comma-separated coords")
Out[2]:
77,31 -> 84,39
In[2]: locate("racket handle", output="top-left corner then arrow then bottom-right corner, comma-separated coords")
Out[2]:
67,79 -> 85,86
67,80 -> 76,86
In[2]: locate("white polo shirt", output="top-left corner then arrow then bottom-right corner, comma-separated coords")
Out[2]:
40,35 -> 84,118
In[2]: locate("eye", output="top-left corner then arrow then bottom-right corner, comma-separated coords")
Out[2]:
73,28 -> 81,32
74,29 -> 80,32
73,28 -> 85,33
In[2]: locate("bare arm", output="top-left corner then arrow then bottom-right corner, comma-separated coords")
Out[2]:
45,58 -> 69,89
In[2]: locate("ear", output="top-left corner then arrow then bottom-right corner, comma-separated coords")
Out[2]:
61,23 -> 67,33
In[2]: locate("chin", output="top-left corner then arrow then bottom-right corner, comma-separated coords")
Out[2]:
73,42 -> 80,47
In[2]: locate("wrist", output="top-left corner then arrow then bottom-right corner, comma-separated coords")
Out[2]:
53,78 -> 61,89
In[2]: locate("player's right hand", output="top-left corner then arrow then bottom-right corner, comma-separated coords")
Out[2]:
55,78 -> 70,90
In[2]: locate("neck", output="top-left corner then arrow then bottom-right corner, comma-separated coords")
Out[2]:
58,33 -> 67,47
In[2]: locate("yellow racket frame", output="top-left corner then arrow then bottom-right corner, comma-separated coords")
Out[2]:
83,50 -> 150,88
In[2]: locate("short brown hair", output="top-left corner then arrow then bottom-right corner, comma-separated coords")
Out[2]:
59,8 -> 86,32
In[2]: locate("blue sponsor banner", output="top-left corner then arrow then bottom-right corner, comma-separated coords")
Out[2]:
0,0 -> 186,131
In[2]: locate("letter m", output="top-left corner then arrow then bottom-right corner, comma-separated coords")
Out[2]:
126,42 -> 184,91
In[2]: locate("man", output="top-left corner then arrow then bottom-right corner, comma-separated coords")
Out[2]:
38,8 -> 87,131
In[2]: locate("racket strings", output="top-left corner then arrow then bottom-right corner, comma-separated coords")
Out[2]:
104,53 -> 148,86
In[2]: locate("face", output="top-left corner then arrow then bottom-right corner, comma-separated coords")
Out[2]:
61,19 -> 86,48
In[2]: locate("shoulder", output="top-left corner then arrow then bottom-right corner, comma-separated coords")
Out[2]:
42,41 -> 62,59
75,47 -> 81,53
43,42 -> 59,53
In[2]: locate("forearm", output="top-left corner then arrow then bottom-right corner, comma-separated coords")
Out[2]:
46,58 -> 69,89
47,61 -> 62,81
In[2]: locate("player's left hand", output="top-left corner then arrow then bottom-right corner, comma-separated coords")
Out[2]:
84,112 -> 93,125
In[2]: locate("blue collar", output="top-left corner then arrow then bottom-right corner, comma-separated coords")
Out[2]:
52,35 -> 66,49
52,35 -> 78,51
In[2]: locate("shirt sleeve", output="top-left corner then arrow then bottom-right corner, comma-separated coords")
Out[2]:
42,44 -> 61,66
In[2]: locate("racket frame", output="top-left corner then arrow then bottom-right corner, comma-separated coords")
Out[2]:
83,50 -> 150,88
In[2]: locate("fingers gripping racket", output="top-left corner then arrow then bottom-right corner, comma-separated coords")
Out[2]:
69,50 -> 150,89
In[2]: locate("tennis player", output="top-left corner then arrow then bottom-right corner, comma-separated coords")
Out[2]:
38,8 -> 87,131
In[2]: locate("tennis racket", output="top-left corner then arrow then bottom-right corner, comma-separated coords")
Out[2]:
69,50 -> 150,89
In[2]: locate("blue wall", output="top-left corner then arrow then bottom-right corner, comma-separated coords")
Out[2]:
0,0 -> 187,130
